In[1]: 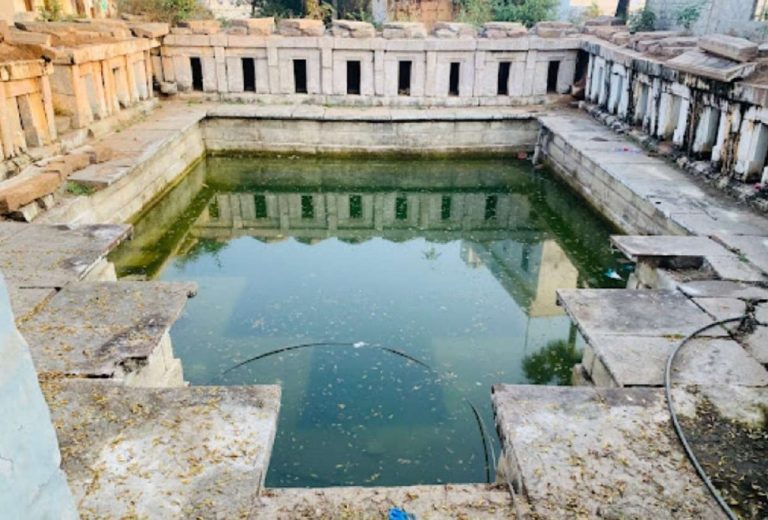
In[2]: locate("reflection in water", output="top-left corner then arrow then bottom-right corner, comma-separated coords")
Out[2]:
111,156 -> 622,487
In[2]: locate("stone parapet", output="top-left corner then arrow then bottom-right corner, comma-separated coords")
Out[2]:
159,33 -> 581,103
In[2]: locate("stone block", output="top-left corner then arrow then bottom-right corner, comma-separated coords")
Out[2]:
331,20 -> 375,38
584,16 -> 624,26
64,153 -> 91,172
6,29 -> 51,46
178,19 -> 220,35
42,160 -> 73,180
480,22 -> 527,39
382,22 -> 427,39
277,18 -> 325,37
0,173 -> 60,212
531,21 -> 577,38
227,26 -> 247,35
170,27 -> 192,35
432,22 -> 476,39
129,22 -> 170,39
231,17 -> 275,36
86,144 -> 114,163
611,31 -> 630,46
699,33 -> 758,62
160,81 -> 178,95
0,20 -> 8,40
667,50 -> 756,82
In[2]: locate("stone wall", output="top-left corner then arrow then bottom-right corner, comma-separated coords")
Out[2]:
582,35 -> 768,186
50,38 -> 157,130
0,58 -> 57,161
646,0 -> 766,38
159,21 -> 581,105
0,273 -> 78,519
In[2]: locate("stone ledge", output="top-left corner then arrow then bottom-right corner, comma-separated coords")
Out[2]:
43,379 -> 281,519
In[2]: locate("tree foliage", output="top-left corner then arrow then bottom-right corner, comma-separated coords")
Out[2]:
457,0 -> 558,27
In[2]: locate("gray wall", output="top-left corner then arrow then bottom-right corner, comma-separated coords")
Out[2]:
647,0 -> 768,37
0,274 -> 78,520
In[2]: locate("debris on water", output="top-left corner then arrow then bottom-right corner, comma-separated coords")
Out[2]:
353,341 -> 367,348
605,268 -> 623,281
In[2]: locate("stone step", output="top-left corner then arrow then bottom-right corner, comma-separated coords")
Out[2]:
256,484 -> 519,518
492,384 -> 724,518
19,281 -> 196,381
0,223 -> 131,289
612,235 -> 768,283
42,379 -> 281,519
557,288 -> 768,387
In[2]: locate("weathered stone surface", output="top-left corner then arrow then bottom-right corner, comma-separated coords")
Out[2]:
0,223 -> 130,288
226,26 -> 247,35
480,22 -> 527,39
713,234 -> 768,276
86,144 -> 114,164
667,50 -> 756,82
610,31 -> 630,45
492,385 -> 722,518
231,17 -> 275,36
0,275 -> 78,520
382,22 -> 427,39
129,22 -> 170,39
699,33 -> 758,63
178,19 -> 220,35
160,81 -> 179,95
432,22 -> 476,39
744,325 -> 768,364
585,334 -> 768,387
557,289 -> 727,338
6,29 -> 51,46
0,173 -> 60,212
256,485 -> 517,517
277,18 -> 325,37
45,379 -> 280,519
678,280 -> 768,300
170,27 -> 192,35
531,21 -> 577,38
20,281 -> 196,379
331,20 -> 375,38
7,285 -> 55,321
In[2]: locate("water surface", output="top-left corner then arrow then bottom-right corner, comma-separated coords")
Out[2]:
112,156 -> 624,487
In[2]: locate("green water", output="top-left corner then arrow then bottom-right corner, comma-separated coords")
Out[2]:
111,156 -> 625,487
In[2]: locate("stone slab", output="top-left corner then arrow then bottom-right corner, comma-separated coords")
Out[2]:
744,326 -> 768,364
586,334 -> 768,387
557,289 -> 727,338
19,281 -> 196,378
44,379 -> 280,519
713,234 -> 768,276
611,235 -> 731,259
7,285 -> 56,322
492,384 -> 723,518
256,484 -> 518,518
698,34 -> 758,63
0,223 -> 131,288
677,280 -> 768,300
666,50 -> 756,82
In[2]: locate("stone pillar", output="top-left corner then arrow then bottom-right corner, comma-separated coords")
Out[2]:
0,83 -> 12,159
214,41 -> 228,94
320,38 -> 333,95
692,106 -> 719,154
584,54 -> 594,100
672,96 -> 690,146
266,41 -> 280,94
39,73 -> 57,142
734,114 -> 768,181
101,60 -> 119,114
556,58 -> 576,95
424,50 -> 437,97
373,43 -> 385,96
144,50 -> 154,99
125,56 -> 139,103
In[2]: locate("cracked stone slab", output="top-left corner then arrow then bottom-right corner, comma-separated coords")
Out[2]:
42,379 -> 280,520
0,224 -> 131,288
19,281 -> 196,378
743,326 -> 768,364
692,297 -> 748,332
255,484 -> 518,518
666,50 -> 756,82
584,334 -> 768,387
557,289 -> 727,338
492,384 -> 723,518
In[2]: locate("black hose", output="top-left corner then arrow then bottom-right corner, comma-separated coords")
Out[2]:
665,314 -> 747,520
222,340 -> 496,482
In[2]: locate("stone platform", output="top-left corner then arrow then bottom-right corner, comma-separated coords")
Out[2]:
19,281 -> 196,385
43,379 -> 281,520
492,384 -> 725,519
